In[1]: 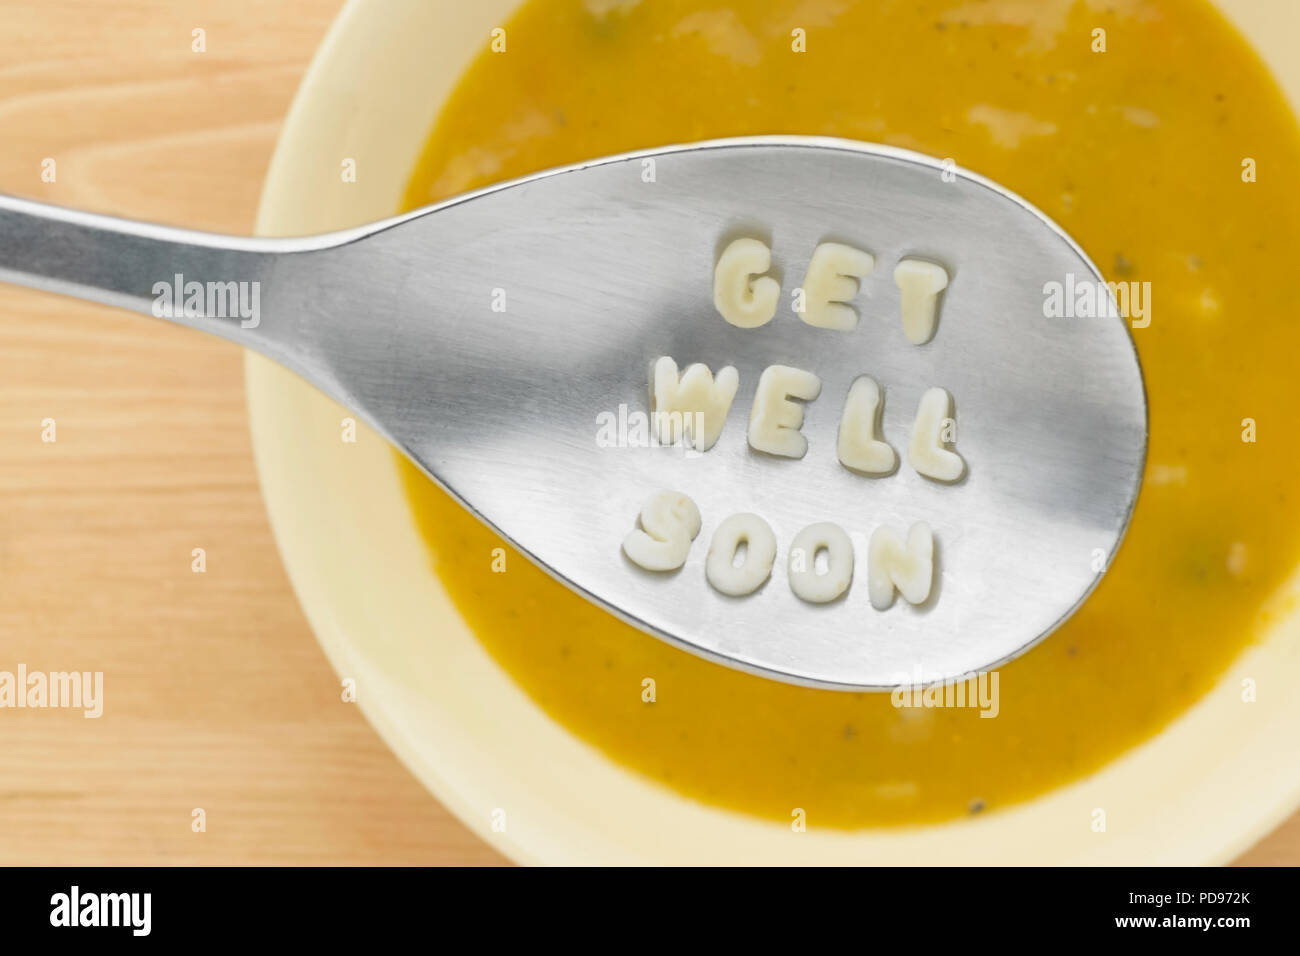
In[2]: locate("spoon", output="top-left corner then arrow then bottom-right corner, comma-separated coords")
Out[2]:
0,137 -> 1146,690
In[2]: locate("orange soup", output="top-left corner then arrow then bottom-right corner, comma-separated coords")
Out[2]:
399,0 -> 1300,826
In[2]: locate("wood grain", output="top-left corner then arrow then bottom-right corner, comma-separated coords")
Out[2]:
0,0 -> 1291,866
0,0 -> 505,866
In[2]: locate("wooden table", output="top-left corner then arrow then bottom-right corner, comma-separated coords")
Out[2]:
0,0 -> 1293,866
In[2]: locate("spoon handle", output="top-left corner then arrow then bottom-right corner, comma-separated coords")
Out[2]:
0,193 -> 310,360
0,192 -> 463,434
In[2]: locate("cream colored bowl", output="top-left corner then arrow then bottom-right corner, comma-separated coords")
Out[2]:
249,0 -> 1300,864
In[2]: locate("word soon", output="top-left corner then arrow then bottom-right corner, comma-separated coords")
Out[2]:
622,490 -> 934,610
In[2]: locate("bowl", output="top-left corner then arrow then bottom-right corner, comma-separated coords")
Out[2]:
248,0 -> 1300,864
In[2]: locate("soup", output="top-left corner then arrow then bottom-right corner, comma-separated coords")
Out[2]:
399,0 -> 1300,826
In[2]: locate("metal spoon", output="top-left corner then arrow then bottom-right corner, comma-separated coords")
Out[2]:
0,137 -> 1146,689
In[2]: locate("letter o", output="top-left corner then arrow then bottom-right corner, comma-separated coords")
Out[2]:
788,522 -> 854,603
706,513 -> 777,596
